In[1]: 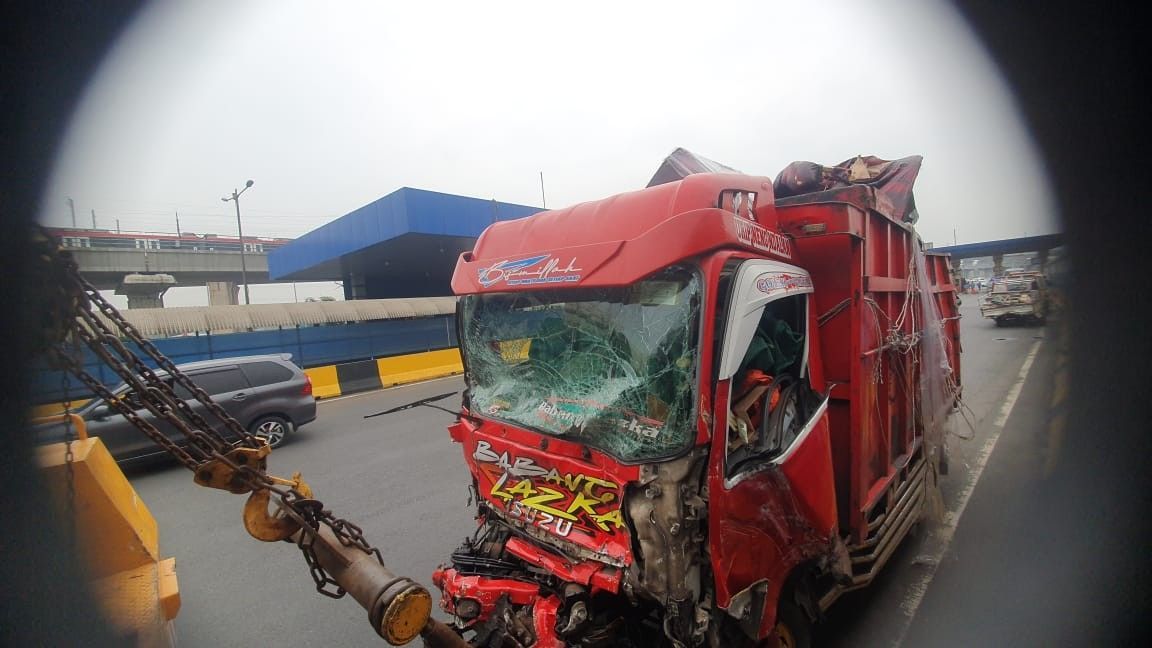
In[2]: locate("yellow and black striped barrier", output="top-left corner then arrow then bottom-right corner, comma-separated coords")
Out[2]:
305,348 -> 463,400
33,348 -> 465,415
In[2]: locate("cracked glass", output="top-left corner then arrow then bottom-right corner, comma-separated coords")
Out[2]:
460,266 -> 701,462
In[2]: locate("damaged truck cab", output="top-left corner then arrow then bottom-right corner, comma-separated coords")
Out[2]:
435,163 -> 961,647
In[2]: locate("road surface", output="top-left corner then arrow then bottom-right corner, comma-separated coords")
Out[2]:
127,299 -> 1058,646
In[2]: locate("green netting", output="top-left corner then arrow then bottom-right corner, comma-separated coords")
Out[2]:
739,313 -> 803,376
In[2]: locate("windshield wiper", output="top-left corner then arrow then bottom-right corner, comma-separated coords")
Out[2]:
364,391 -> 459,418
363,391 -> 486,427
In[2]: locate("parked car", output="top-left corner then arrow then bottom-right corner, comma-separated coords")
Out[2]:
36,354 -> 316,463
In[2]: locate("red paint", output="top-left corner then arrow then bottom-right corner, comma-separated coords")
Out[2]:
504,536 -> 621,593
707,379 -> 837,635
452,416 -> 641,565
453,175 -> 788,294
432,567 -> 540,625
781,200 -> 961,542
777,413 -> 838,538
434,567 -> 567,645
441,166 -> 962,642
44,225 -> 292,249
531,596 -> 564,648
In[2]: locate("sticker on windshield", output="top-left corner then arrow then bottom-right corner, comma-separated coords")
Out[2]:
615,415 -> 663,439
536,396 -> 664,440
478,255 -> 583,288
537,398 -> 592,430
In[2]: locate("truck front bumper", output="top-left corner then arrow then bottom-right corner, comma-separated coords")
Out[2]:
433,567 -> 564,647
981,305 -> 1038,319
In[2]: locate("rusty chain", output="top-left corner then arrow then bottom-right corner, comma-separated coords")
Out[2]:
59,339 -> 77,550
37,228 -> 385,599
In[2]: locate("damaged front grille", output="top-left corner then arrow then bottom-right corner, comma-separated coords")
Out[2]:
450,551 -> 523,578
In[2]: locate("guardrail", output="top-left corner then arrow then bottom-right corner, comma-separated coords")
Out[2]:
33,316 -> 459,405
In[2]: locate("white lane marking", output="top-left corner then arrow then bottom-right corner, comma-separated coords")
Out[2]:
317,374 -> 463,405
894,339 -> 1042,646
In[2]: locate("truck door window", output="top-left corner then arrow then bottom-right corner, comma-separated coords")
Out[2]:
713,259 -> 824,477
726,295 -> 814,466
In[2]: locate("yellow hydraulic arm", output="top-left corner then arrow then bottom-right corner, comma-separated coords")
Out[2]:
33,230 -> 469,646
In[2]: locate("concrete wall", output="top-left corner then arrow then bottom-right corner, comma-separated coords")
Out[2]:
33,347 -> 465,417
32,316 -> 459,404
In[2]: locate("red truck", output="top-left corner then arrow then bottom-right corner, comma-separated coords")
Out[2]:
433,154 -> 962,647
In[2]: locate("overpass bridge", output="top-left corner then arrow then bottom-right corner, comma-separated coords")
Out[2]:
70,247 -> 273,291
47,226 -> 297,308
64,242 -> 295,308
932,233 -> 1063,277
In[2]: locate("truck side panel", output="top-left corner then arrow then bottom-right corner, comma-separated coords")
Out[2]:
781,200 -> 960,544
783,230 -> 859,535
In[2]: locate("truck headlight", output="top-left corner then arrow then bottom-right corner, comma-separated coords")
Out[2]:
455,597 -> 482,621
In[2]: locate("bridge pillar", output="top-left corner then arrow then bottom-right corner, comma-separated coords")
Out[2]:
992,253 -> 1004,278
343,271 -> 368,300
1037,248 -> 1050,274
206,281 -> 239,306
115,273 -> 176,309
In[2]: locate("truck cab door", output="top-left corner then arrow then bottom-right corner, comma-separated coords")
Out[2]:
706,259 -> 839,639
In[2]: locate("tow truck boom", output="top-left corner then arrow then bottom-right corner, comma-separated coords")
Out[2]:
32,228 -> 467,646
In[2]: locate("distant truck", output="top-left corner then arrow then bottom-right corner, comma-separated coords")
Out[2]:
980,270 -> 1049,325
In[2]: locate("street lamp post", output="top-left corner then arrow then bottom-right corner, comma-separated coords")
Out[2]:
222,179 -> 254,305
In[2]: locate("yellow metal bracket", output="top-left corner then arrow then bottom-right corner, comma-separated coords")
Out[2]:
192,445 -> 271,493
192,445 -> 317,542
243,472 -> 314,542
30,412 -> 88,440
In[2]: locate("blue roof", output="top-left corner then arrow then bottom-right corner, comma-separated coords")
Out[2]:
269,187 -> 542,283
932,233 -> 1063,259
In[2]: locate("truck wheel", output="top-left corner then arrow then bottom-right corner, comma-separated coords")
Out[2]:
250,415 -> 290,448
994,318 -> 1004,327
772,600 -> 812,648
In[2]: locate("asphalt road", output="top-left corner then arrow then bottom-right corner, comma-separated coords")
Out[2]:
126,376 -> 478,646
816,299 -> 1056,646
128,298 -> 1056,646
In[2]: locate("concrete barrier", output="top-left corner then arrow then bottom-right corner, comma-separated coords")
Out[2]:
32,348 -> 464,415
376,348 -> 463,388
309,348 -> 462,399
303,365 -> 341,399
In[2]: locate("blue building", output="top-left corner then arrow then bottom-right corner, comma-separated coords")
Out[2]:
270,188 -> 542,299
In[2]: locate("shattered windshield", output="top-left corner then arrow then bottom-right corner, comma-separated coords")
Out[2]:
461,266 -> 701,463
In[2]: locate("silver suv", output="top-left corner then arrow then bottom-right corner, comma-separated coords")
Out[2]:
38,354 -> 317,463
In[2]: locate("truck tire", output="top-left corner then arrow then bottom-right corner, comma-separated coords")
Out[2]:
773,599 -> 812,648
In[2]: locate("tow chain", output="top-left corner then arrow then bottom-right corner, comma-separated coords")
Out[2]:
58,340 -> 77,550
37,229 -> 386,599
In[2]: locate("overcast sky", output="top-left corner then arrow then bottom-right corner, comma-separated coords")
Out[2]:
41,0 -> 1058,307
